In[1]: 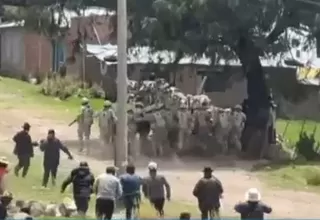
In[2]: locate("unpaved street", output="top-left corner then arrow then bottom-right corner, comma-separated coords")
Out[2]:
1,106 -> 320,218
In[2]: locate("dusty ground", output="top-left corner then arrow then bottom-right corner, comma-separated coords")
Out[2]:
1,106 -> 320,218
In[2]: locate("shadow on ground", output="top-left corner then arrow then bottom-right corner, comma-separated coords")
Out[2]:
63,139 -> 269,172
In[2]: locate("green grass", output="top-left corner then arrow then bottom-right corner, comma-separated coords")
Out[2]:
0,77 -> 103,119
276,119 -> 320,145
256,162 -> 320,192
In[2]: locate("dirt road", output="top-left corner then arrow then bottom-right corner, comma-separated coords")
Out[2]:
1,106 -> 320,218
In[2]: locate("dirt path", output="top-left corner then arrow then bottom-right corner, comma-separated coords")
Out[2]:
1,107 -> 320,218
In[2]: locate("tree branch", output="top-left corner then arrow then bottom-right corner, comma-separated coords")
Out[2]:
265,6 -> 299,45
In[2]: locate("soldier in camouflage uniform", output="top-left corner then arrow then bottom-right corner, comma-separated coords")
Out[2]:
134,102 -> 152,156
150,109 -> 168,156
193,102 -> 211,153
229,105 -> 246,152
97,101 -> 117,153
77,98 -> 94,154
127,109 -> 137,157
177,103 -> 192,151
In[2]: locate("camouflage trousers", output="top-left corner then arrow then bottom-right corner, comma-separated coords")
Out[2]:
77,124 -> 92,153
178,128 -> 189,151
151,127 -> 168,156
196,128 -> 211,151
229,127 -> 242,152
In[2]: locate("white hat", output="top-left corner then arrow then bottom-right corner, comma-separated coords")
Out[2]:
147,161 -> 158,170
245,188 -> 261,202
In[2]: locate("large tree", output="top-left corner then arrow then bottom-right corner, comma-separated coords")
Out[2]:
103,0 -> 319,157
3,0 -> 320,157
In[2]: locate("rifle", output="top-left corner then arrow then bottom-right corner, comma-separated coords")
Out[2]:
68,115 -> 79,127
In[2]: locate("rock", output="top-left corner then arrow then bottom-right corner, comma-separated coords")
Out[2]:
29,201 -> 46,217
44,203 -> 61,217
267,143 -> 294,162
12,212 -> 33,220
59,197 -> 77,217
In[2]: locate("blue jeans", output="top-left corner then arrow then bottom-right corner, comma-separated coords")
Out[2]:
123,194 -> 141,219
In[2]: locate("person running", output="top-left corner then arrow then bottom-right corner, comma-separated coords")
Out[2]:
234,188 -> 272,220
142,161 -> 171,218
94,166 -> 122,220
193,166 -> 224,220
40,129 -> 73,188
61,161 -> 95,217
12,122 -> 37,178
119,164 -> 142,220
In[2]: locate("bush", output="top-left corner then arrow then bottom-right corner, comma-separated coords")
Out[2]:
304,170 -> 320,186
39,73 -> 105,100
295,132 -> 320,160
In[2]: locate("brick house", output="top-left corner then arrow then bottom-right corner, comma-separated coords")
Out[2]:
0,8 -> 115,78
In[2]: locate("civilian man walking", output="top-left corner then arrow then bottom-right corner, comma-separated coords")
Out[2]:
40,129 -> 73,188
193,167 -> 224,220
61,161 -> 95,217
94,166 -> 122,220
142,162 -> 171,218
119,164 -> 142,219
13,122 -> 37,178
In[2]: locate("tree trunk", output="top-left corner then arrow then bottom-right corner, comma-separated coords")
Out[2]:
236,35 -> 271,159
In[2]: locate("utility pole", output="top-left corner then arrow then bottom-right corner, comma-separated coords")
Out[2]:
115,0 -> 128,174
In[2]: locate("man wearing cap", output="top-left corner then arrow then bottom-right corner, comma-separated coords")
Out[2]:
193,166 -> 224,220
234,188 -> 272,220
94,166 -> 122,220
61,161 -> 95,217
97,100 -> 117,154
142,162 -> 171,218
40,129 -> 73,188
12,122 -> 37,178
76,97 -> 94,154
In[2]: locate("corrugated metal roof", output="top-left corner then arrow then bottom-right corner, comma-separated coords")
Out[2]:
0,7 -> 110,29
86,28 -> 320,68
0,21 -> 24,29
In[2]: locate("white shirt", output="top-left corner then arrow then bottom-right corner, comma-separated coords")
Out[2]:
94,173 -> 122,200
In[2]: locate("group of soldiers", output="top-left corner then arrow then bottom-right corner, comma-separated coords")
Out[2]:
69,97 -> 117,155
71,75 -> 248,158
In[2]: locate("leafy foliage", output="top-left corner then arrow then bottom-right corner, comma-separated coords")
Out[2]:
295,132 -> 320,160
39,73 -> 105,100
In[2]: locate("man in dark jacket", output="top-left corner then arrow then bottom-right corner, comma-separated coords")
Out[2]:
40,129 -> 73,188
234,188 -> 272,220
119,164 -> 142,220
61,161 -> 95,217
12,122 -> 37,178
193,167 -> 223,220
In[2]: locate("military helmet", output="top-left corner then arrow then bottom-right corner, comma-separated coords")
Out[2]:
104,100 -> 112,107
234,104 -> 242,110
81,97 -> 89,105
135,102 -> 144,108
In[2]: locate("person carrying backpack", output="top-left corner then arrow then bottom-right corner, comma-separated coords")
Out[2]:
61,161 -> 95,217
